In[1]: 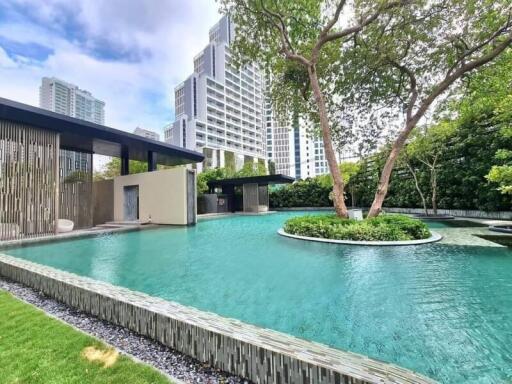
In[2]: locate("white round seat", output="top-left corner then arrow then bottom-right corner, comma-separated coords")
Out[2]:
57,219 -> 74,233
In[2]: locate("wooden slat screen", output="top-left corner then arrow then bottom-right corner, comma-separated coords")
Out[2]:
59,149 -> 93,229
0,120 -> 59,240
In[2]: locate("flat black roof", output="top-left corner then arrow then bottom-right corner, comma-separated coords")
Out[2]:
0,97 -> 204,166
208,174 -> 295,187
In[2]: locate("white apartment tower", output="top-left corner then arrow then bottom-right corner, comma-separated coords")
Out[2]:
39,77 -> 105,125
266,108 -> 359,179
165,16 -> 266,171
133,127 -> 160,141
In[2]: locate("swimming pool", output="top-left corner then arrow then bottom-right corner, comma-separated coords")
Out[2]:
4,212 -> 512,383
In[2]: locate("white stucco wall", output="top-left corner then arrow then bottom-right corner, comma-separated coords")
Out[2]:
113,167 -> 194,225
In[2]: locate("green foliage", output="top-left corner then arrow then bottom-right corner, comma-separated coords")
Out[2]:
234,161 -> 267,178
351,117 -> 512,211
221,0 -> 512,216
197,163 -> 267,195
406,122 -> 456,161
0,291 -> 170,384
487,164 -> 512,194
197,167 -> 231,195
316,162 -> 360,187
283,214 -> 430,241
64,171 -> 89,183
351,49 -> 512,211
477,54 -> 512,195
224,151 -> 236,173
270,178 -> 332,208
93,157 -> 148,181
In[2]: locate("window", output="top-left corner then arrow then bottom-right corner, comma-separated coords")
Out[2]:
182,120 -> 187,147
193,78 -> 197,117
212,46 -> 216,78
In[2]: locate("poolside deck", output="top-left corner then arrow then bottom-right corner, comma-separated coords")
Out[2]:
435,218 -> 512,247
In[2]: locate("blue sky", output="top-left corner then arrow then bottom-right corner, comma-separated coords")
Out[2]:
0,0 -> 220,134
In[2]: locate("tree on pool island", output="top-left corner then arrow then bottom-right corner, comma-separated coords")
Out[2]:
219,0 -> 408,218
220,0 -> 512,217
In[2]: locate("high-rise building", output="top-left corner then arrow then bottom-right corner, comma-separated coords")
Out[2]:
165,16 -> 266,171
133,127 -> 160,141
266,109 -> 359,179
39,77 -> 105,125
265,98 -> 294,176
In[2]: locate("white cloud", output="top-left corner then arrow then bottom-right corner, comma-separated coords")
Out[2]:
0,0 -> 221,134
0,46 -> 16,68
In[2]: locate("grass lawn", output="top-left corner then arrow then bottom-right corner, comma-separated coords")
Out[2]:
0,290 -> 170,384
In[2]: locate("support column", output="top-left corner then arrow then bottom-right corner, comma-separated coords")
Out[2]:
120,146 -> 129,176
148,151 -> 157,172
54,133 -> 60,234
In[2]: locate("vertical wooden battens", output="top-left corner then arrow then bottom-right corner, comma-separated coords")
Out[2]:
58,149 -> 93,230
0,120 -> 58,240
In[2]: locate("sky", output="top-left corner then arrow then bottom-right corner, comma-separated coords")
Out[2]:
0,0 -> 221,136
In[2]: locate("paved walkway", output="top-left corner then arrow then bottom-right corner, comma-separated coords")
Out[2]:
435,218 -> 512,247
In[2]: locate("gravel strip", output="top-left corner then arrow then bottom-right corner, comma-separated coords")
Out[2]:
0,277 -> 249,384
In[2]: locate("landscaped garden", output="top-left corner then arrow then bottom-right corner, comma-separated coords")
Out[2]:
283,214 -> 431,241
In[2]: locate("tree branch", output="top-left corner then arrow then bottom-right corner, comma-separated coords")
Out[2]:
447,15 -> 512,75
312,0 -> 409,62
412,31 -> 512,124
320,0 -> 347,37
257,0 -> 311,66
389,60 -> 417,122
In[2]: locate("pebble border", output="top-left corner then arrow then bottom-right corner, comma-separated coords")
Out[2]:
0,253 -> 437,384
0,277 -> 244,384
277,229 -> 442,246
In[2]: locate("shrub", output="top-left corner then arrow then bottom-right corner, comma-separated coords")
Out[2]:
366,214 -> 431,239
283,214 -> 431,241
270,178 -> 332,208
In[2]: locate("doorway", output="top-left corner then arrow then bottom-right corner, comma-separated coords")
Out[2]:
123,185 -> 139,221
186,170 -> 196,225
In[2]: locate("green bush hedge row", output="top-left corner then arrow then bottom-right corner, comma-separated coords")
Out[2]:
283,214 -> 431,241
270,179 -> 333,208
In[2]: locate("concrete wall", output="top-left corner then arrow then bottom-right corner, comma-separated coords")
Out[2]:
274,207 -> 512,220
92,179 -> 114,225
383,207 -> 512,220
113,168 -> 193,225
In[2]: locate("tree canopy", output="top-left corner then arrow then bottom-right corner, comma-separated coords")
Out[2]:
220,0 -> 512,217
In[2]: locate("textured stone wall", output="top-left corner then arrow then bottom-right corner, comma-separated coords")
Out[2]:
92,180 -> 114,225
0,253 -> 436,384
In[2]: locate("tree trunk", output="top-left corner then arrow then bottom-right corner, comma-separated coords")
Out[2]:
307,65 -> 348,218
405,162 -> 428,216
367,120 -> 417,218
431,166 -> 438,215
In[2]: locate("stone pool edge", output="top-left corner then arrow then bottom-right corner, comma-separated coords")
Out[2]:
0,253 -> 437,384
277,229 -> 442,246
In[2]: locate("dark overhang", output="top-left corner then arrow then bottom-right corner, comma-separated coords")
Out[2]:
0,97 -> 204,166
208,174 -> 295,188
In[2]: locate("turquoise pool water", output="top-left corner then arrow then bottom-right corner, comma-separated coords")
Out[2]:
4,212 -> 512,383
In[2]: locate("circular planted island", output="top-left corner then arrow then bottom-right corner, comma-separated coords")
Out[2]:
278,214 -> 442,246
